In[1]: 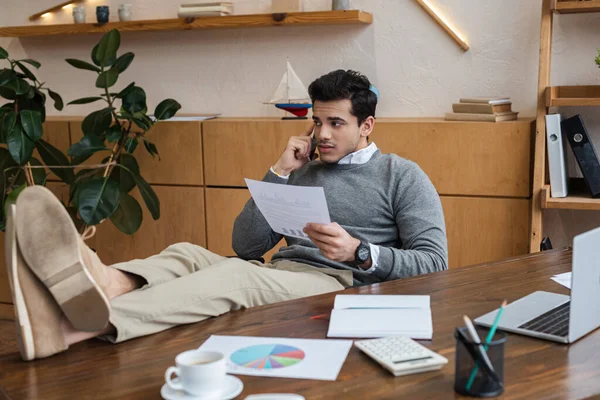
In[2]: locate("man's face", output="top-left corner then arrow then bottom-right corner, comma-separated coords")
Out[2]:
312,99 -> 370,164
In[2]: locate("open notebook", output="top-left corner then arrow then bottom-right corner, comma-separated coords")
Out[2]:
326,295 -> 433,340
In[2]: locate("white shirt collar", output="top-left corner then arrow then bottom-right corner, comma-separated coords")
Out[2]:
337,142 -> 378,165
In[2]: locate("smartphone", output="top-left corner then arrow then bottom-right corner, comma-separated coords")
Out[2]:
309,135 -> 317,160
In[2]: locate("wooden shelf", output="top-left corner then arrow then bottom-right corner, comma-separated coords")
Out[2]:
553,0 -> 600,14
0,10 -> 372,37
542,182 -> 600,210
546,85 -> 600,107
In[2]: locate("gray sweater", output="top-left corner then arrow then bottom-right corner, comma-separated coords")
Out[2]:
232,150 -> 448,286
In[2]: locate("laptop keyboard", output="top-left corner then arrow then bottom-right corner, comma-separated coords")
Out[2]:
518,302 -> 570,337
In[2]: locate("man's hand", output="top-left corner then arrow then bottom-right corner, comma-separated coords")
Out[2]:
303,222 -> 361,263
272,124 -> 315,176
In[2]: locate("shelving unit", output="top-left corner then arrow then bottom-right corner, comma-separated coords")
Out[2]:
530,0 -> 600,251
0,10 -> 372,37
553,0 -> 600,13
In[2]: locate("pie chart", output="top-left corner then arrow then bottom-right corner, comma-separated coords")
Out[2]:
230,344 -> 305,369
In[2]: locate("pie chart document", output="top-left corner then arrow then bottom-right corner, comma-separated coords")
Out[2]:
198,335 -> 353,381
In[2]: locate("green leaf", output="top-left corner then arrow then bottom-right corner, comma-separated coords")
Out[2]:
95,69 -> 119,89
134,174 -> 159,220
2,111 -> 17,137
95,29 -> 120,68
7,79 -> 30,95
112,52 -> 134,73
0,69 -> 17,86
7,125 -> 35,165
47,89 -> 64,111
68,135 -> 108,157
143,139 -> 160,160
112,153 -> 139,193
0,47 -> 8,59
116,81 -> 135,98
122,86 -> 146,114
109,192 -> 142,234
15,62 -> 36,81
0,86 -> 16,101
66,58 -> 102,73
20,110 -> 43,141
124,137 -> 138,154
35,139 -> 74,184
69,168 -> 102,207
81,107 -> 113,136
20,59 -> 41,69
19,90 -> 46,123
4,183 -> 26,219
77,177 -> 120,225
154,99 -> 181,121
132,117 -> 151,131
106,124 -> 123,142
68,96 -> 104,105
29,157 -> 47,185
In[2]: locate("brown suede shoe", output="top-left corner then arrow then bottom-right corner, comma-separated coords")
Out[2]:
5,204 -> 68,361
15,186 -> 111,332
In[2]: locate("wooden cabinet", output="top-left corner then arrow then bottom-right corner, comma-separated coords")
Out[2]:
0,117 -> 535,318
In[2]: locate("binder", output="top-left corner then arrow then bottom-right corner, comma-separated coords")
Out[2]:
561,115 -> 600,198
545,114 -> 568,197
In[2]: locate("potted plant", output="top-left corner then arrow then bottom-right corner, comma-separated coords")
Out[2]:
0,28 -> 181,236
0,44 -> 68,231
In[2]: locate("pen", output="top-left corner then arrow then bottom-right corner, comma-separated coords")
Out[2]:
462,315 -> 500,386
466,300 -> 507,391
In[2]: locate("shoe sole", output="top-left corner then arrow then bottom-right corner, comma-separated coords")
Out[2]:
15,186 -> 110,332
5,205 -> 35,361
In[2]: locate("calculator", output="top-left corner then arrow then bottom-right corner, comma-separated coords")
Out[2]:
354,336 -> 448,377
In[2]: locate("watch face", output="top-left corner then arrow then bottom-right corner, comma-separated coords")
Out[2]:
358,246 -> 370,261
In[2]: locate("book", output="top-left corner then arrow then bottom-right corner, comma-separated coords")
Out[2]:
452,102 -> 512,114
444,111 -> 518,122
562,114 -> 600,198
326,295 -> 433,339
180,2 -> 233,7
178,10 -> 230,17
178,5 -> 233,13
459,96 -> 511,105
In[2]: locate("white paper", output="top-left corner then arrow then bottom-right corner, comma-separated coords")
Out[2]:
327,309 -> 433,339
552,272 -> 572,289
198,335 -> 352,381
245,179 -> 331,239
333,294 -> 430,310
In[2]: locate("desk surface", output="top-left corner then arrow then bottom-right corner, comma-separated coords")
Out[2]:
1,248 -> 599,399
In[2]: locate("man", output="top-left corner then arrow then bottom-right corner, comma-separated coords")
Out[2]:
5,70 -> 447,361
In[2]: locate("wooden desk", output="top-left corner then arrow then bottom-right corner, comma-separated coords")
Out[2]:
0,249 -> 598,399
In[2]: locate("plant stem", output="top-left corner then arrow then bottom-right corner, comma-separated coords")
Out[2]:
103,142 -> 120,178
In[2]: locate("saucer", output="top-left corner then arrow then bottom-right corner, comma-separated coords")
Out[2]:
161,375 -> 244,400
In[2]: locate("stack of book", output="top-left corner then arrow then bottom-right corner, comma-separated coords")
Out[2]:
445,97 -> 518,122
177,2 -> 233,18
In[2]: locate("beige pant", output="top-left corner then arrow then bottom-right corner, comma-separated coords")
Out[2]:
103,243 -> 353,343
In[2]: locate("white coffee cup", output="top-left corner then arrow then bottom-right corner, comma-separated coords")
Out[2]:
165,350 -> 226,397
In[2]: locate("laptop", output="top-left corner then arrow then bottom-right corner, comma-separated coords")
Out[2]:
475,227 -> 600,344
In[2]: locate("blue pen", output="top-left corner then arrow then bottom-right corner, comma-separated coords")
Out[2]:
465,300 -> 507,391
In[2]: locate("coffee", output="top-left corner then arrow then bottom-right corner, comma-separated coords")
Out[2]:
188,360 -> 213,366
165,350 -> 226,396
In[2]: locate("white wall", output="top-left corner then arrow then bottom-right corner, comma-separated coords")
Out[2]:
1,0 -> 599,247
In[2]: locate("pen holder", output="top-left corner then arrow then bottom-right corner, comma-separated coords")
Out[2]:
454,326 -> 506,398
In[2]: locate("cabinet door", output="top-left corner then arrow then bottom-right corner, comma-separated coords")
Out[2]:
205,188 -> 284,261
371,119 -> 534,197
70,121 -> 203,185
441,196 -> 530,267
87,186 -> 206,265
203,120 -> 309,187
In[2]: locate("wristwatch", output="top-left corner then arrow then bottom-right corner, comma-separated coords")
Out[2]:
354,240 -> 371,264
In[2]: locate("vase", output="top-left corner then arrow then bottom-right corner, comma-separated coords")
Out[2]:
73,5 -> 86,24
332,0 -> 349,10
96,6 -> 109,24
118,4 -> 132,21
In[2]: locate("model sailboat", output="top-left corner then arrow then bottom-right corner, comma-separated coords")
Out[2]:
266,59 -> 312,119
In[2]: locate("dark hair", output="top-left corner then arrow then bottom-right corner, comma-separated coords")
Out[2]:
308,69 -> 377,126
